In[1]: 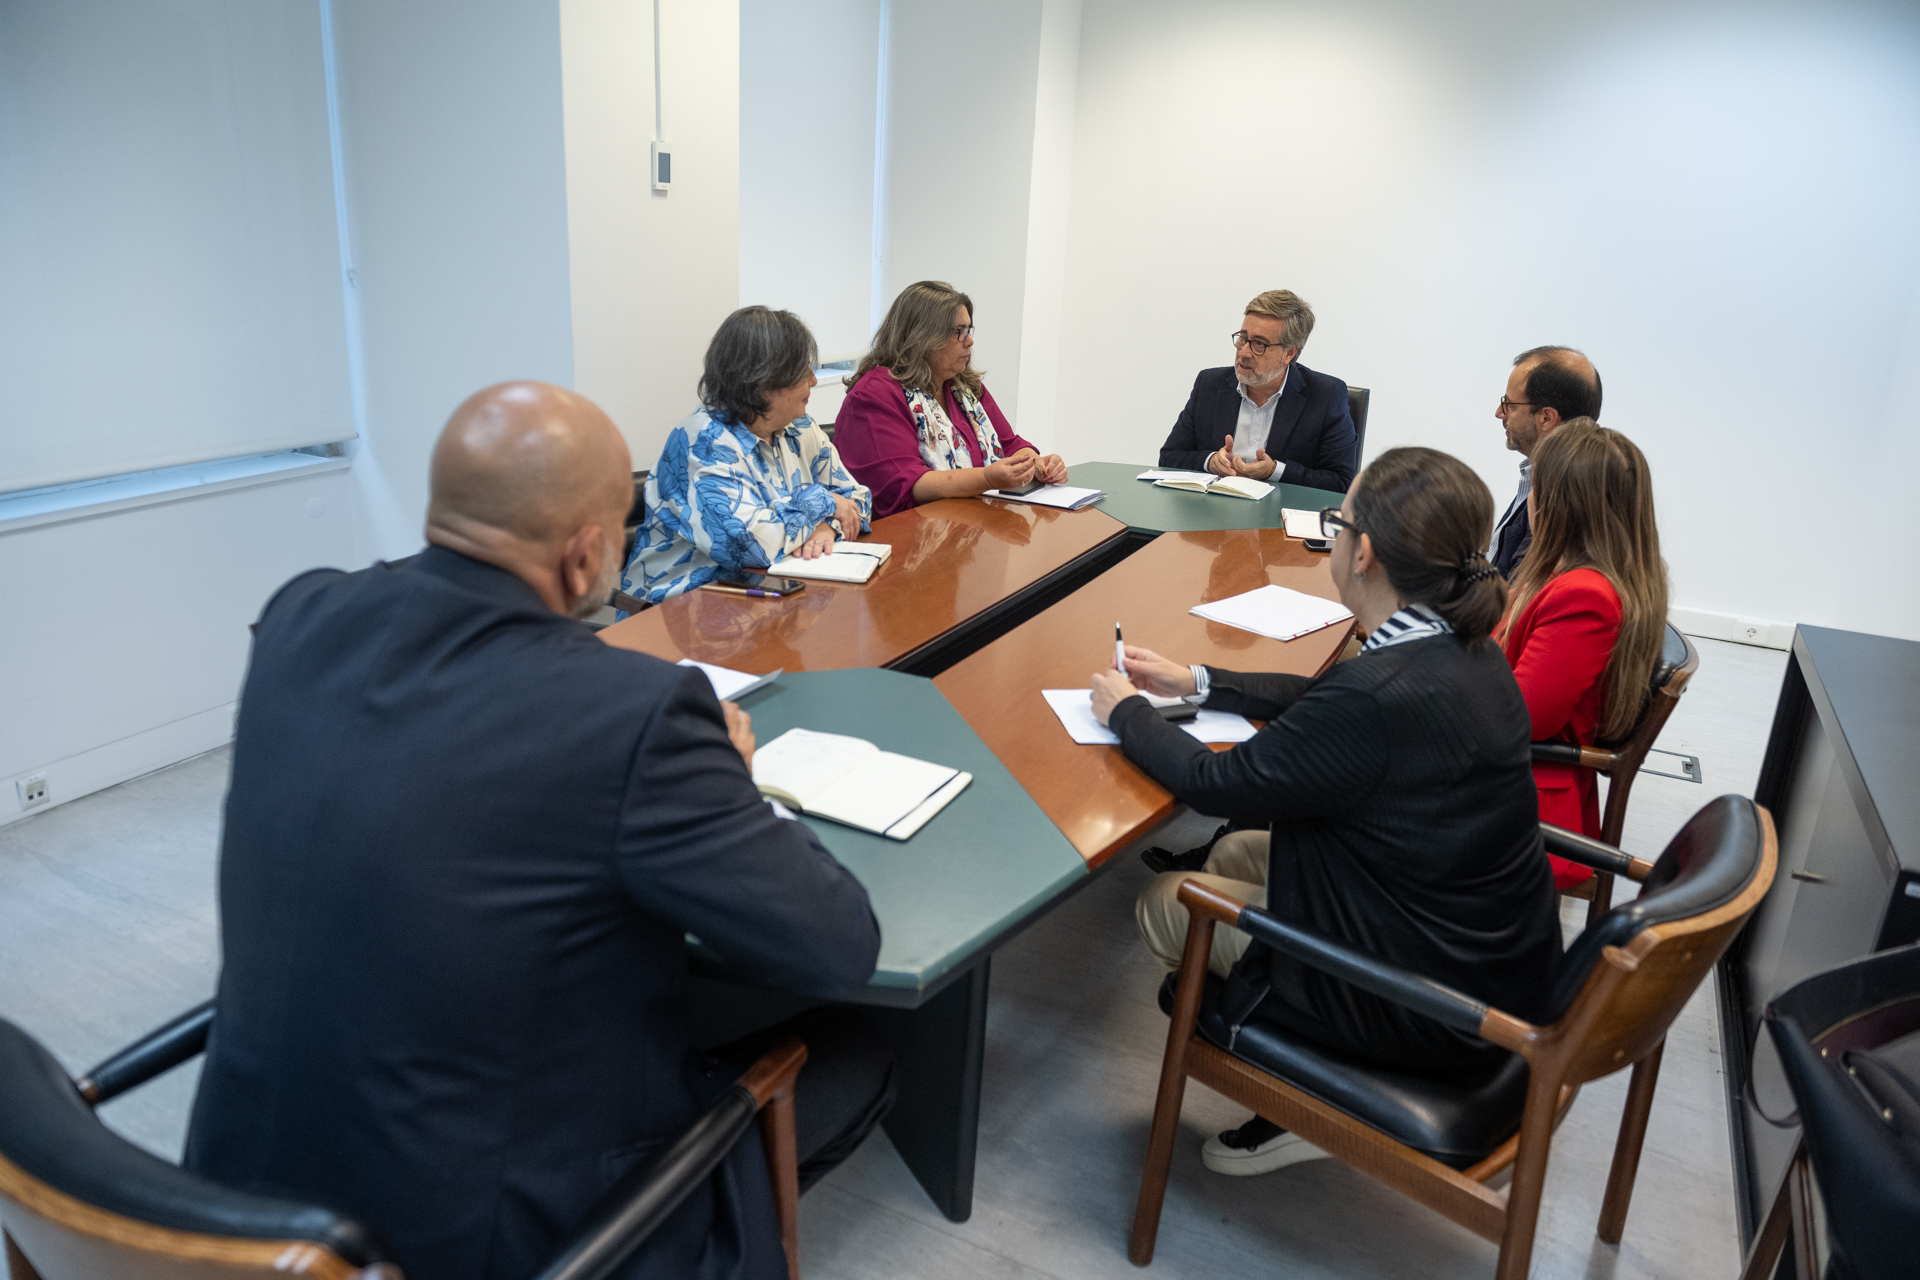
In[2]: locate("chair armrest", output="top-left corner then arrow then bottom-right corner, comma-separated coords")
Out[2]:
532,1038 -> 807,1280
75,1000 -> 214,1105
1541,824 -> 1654,882
1174,881 -> 1531,1048
1531,741 -> 1617,771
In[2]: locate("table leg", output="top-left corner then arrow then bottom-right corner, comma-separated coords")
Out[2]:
873,958 -> 990,1223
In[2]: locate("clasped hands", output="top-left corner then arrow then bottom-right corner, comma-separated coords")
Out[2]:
1206,435 -> 1277,481
985,447 -> 1069,492
1089,644 -> 1194,727
796,494 -> 868,560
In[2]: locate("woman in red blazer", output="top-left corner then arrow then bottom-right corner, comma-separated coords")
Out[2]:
1498,419 -> 1669,890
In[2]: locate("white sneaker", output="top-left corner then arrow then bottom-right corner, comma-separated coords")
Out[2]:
1200,1127 -> 1331,1176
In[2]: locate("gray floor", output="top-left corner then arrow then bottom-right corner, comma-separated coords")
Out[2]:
0,636 -> 1789,1279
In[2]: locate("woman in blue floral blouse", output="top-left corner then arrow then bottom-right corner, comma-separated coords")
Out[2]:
622,307 -> 873,606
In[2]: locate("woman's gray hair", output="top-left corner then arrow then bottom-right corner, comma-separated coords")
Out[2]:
700,306 -> 819,427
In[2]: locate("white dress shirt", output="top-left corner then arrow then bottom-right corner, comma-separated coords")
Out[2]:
1231,362 -> 1292,462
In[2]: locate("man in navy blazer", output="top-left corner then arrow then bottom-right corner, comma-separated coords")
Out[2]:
1157,289 -> 1358,492
185,383 -> 887,1280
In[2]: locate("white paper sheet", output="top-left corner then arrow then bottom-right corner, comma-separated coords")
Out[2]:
751,728 -> 878,809
1282,507 -> 1326,540
806,751 -> 960,834
1135,469 -> 1213,483
982,484 -> 1105,510
677,660 -> 780,702
1040,689 -> 1259,745
1189,584 -> 1354,642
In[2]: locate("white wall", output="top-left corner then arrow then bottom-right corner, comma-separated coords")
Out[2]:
0,468 -> 355,824
880,0 -> 1046,425
2,0 -> 583,824
335,0 -> 578,561
1049,0 -> 1920,639
740,0 -> 880,364
1012,0 -> 1083,447
562,0 -> 741,474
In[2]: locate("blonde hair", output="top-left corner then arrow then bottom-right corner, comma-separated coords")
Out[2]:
1503,419 -> 1671,741
1245,289 -> 1314,353
850,281 -> 984,397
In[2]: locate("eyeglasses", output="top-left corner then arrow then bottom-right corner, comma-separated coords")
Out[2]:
1231,330 -> 1287,357
1498,396 -> 1535,413
1319,508 -> 1361,540
951,325 -> 975,341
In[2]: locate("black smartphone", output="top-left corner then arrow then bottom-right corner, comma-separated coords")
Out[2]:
1154,702 -> 1199,723
997,479 -> 1047,497
701,573 -> 806,598
1303,537 -> 1334,552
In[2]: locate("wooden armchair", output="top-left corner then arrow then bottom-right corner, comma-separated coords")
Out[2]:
0,1006 -> 806,1280
1535,622 -> 1701,922
1129,794 -> 1776,1280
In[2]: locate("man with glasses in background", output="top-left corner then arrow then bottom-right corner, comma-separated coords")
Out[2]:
1156,289 -> 1358,492
1489,345 -> 1603,577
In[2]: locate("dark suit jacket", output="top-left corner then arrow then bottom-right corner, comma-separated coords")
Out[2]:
1157,362 -> 1358,492
1490,486 -> 1532,578
185,547 -> 880,1280
1110,634 -> 1560,1071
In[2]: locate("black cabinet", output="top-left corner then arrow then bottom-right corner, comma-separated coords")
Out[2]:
1719,625 -> 1920,1261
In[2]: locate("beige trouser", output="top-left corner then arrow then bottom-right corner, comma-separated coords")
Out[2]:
1135,830 -> 1271,978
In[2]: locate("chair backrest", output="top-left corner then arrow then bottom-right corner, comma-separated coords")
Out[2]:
1346,385 -> 1370,467
1765,945 -> 1920,1280
1539,795 -> 1776,1082
0,1019 -> 390,1280
1592,625 -> 1701,846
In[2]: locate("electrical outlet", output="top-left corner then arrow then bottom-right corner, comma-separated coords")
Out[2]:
17,774 -> 48,809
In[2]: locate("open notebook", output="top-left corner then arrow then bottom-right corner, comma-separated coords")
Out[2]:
751,727 -> 972,841
768,542 -> 892,583
982,484 -> 1105,510
1137,470 -> 1274,501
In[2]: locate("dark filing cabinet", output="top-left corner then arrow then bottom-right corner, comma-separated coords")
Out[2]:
1718,625 -> 1920,1270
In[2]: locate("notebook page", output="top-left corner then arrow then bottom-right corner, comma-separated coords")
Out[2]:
768,550 -> 883,582
677,660 -> 780,702
1039,690 -> 1258,745
751,729 -> 878,809
983,484 -> 1105,510
805,751 -> 960,834
1189,584 -> 1353,642
1281,508 -> 1324,539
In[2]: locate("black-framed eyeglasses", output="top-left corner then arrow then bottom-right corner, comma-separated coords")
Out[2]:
1498,395 -> 1535,412
1231,330 -> 1287,357
951,325 -> 975,341
1319,508 -> 1361,540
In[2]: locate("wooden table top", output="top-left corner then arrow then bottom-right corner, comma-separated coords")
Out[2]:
598,497 -> 1129,674
933,528 -> 1354,868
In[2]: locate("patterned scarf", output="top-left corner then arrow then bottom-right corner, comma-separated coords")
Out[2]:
903,384 -> 1003,472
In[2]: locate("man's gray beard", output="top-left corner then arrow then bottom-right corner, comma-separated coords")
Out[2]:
569,550 -> 623,620
1235,362 -> 1285,392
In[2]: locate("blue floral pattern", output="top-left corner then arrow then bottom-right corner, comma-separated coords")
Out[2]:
621,409 -> 872,608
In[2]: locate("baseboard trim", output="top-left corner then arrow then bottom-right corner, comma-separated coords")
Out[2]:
1670,606 -> 1794,651
2,703 -> 236,828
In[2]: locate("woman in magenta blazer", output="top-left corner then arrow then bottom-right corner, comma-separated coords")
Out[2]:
833,280 -> 1067,520
1498,419 -> 1669,890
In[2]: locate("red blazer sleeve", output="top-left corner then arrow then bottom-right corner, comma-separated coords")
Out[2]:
832,369 -> 929,521
1503,569 -> 1622,742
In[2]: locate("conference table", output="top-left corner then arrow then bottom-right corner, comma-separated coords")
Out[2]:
597,465 -> 1353,1222
599,495 -> 1135,675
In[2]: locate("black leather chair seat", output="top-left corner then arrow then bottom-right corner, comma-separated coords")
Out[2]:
1159,974 -> 1528,1170
0,1018 -> 384,1265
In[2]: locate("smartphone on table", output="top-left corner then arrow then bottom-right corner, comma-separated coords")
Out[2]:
700,573 -> 806,599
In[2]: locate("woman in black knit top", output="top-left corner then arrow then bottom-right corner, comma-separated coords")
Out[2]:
1090,447 -> 1562,1176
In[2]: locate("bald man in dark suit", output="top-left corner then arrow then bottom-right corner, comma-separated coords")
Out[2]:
186,382 -> 889,1280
